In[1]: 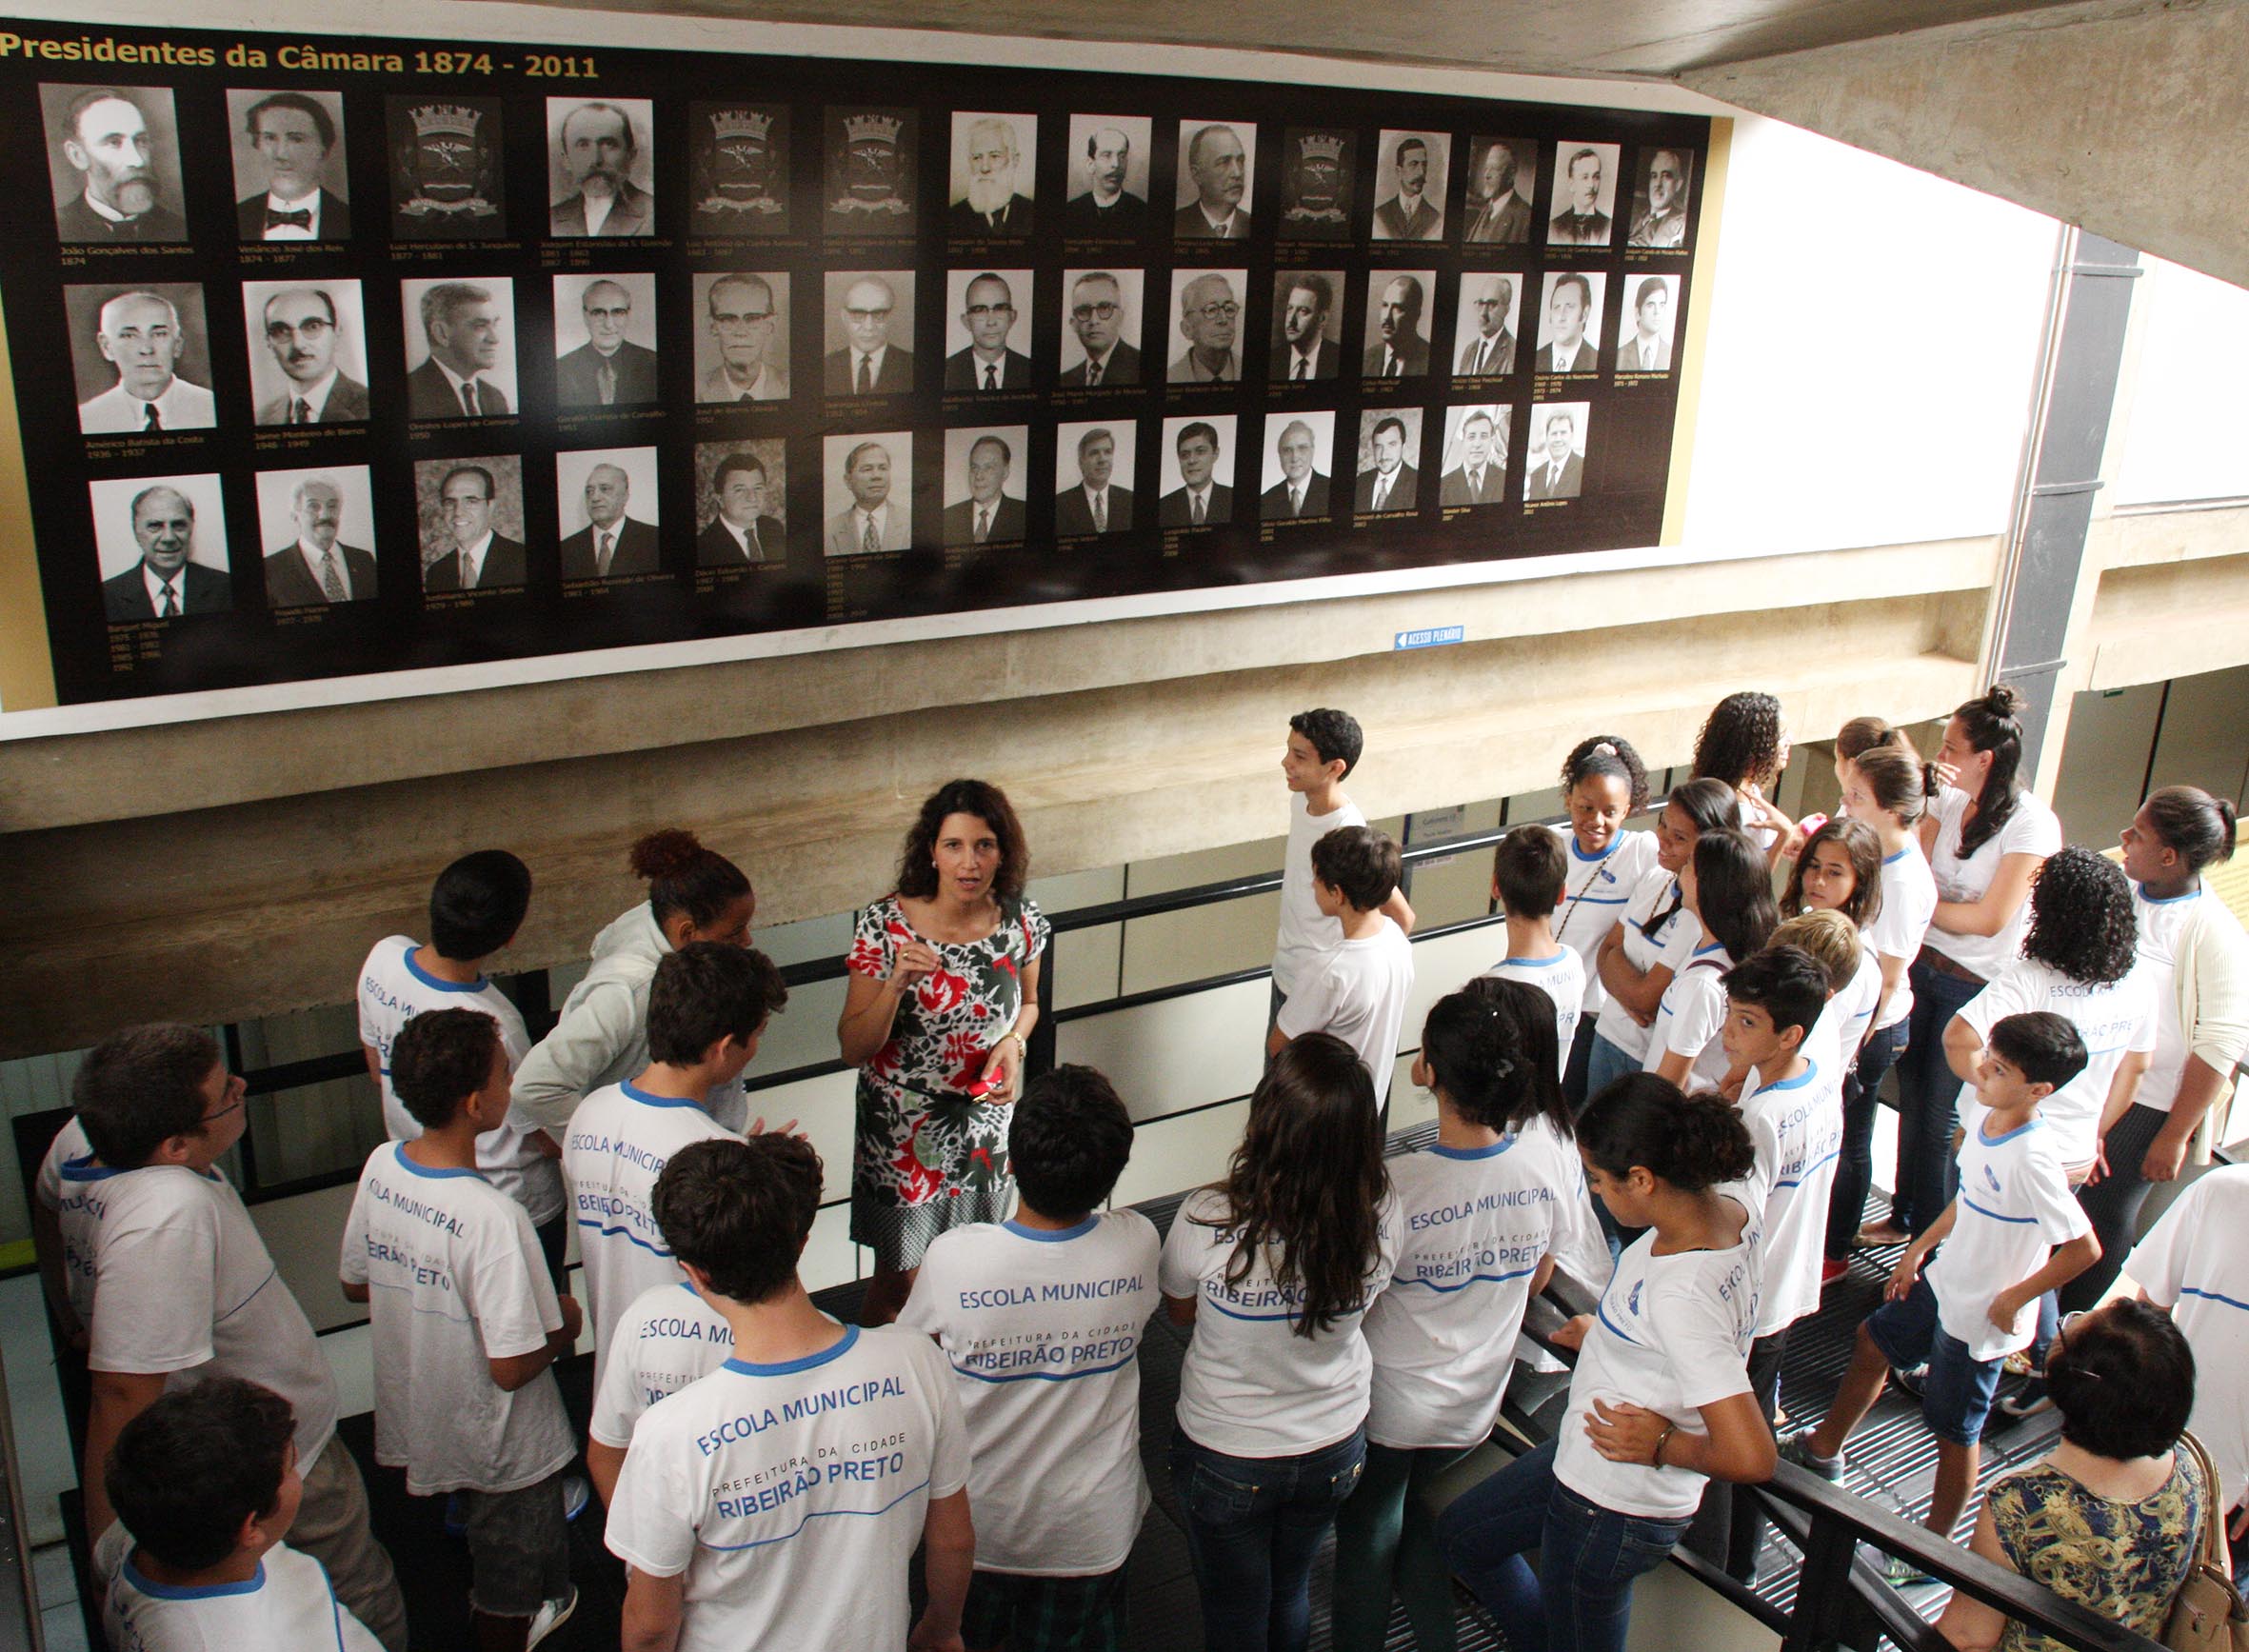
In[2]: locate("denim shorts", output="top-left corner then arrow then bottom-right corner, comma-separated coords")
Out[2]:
1864,1277 -> 2000,1447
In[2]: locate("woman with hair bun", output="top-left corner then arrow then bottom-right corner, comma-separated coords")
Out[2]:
1438,1074 -> 1773,1652
1549,736 -> 1662,1109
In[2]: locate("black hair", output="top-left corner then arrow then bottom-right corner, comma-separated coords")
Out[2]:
74,1024 -> 223,1169
1008,1065 -> 1134,1220
1780,816 -> 1883,927
1311,825 -> 1401,912
107,1377 -> 296,1573
1691,691 -> 1787,792
1987,1010 -> 2090,1091
389,1008 -> 502,1131
2020,846 -> 2137,985
1423,978 -> 1570,1137
629,828 -> 754,933
1289,707 -> 1364,778
1645,778 -> 1744,937
653,1134 -> 823,1304
1578,1072 -> 1756,1191
243,90 -> 336,150
428,849 -> 532,962
1722,945 -> 1829,1043
2144,786 -> 2239,874
1949,685 -> 2026,857
1850,740 -> 1932,826
894,779 -> 1030,902
646,943 -> 788,1065
2049,1299 -> 2195,1461
1560,734 -> 1650,814
1691,828 -> 1778,964
1492,825 -> 1566,919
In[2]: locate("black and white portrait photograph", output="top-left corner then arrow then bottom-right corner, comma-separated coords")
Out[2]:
1271,270 -> 1343,382
386,95 -> 504,237
948,112 -> 1036,238
692,272 -> 790,404
42,84 -> 187,244
1052,420 -> 1136,536
243,279 -> 369,427
1354,408 -> 1423,513
822,270 -> 915,396
1547,141 -> 1620,247
1535,271 -> 1607,376
253,465 -> 377,607
401,277 -> 518,419
825,107 -> 917,236
1451,272 -> 1521,379
1157,413 -> 1237,527
1370,130 -> 1448,242
547,97 -> 655,238
67,284 -> 213,435
90,473 -> 229,620
553,273 -> 661,408
1462,137 -> 1535,245
1614,273 -> 1679,373
1173,120 -> 1254,240
228,90 -> 349,242
942,425 -> 1030,546
1062,115 -> 1150,236
1437,405 -> 1511,507
823,432 -> 913,555
1167,269 -> 1245,385
1059,269 -> 1143,388
944,269 -> 1034,392
414,455 -> 527,592
694,439 -> 788,566
1525,402 -> 1589,501
1278,128 -> 1354,241
555,446 -> 661,580
687,103 -> 789,237
1259,410 -> 1335,522
1363,271 -> 1434,380
1627,145 -> 1694,249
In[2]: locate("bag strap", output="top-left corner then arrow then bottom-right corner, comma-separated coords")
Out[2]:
2179,1432 -> 2230,1575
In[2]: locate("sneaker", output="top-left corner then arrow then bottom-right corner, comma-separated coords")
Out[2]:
1780,1432 -> 1844,1481
1821,1257 -> 1849,1286
527,1587 -> 578,1650
443,1492 -> 467,1538
562,1475 -> 590,1523
1890,1363 -> 1929,1401
1856,1224 -> 1911,1248
1876,1552 -> 1936,1588
1998,1377 -> 2054,1419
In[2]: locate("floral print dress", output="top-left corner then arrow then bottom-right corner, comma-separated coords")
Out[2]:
1987,1450 -> 2204,1652
846,892 -> 1050,1270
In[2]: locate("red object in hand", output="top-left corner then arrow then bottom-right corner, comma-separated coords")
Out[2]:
964,1075 -> 998,1099
1799,812 -> 1829,836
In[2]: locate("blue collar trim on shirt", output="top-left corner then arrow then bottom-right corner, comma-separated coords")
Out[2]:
59,1154 -> 123,1182
1691,941 -> 1726,958
403,945 -> 488,993
390,1143 -> 485,1181
123,1556 -> 267,1600
2138,886 -> 2201,906
1755,1058 -> 1820,1095
622,1079 -> 701,1109
1570,835 -> 1622,864
1431,1139 -> 1514,1161
1881,847 -> 1910,866
1979,1116 -> 2040,1146
1503,953 -> 1569,968
1004,1216 -> 1098,1243
724,1324 -> 856,1377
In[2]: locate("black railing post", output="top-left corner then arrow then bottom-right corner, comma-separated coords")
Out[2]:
1027,934 -> 1058,1079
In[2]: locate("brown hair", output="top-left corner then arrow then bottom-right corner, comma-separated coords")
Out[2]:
894,779 -> 1029,902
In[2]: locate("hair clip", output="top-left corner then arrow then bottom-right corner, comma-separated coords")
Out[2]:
1593,742 -> 1617,755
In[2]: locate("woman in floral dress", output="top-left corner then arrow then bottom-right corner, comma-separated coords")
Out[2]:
838,778 -> 1048,1324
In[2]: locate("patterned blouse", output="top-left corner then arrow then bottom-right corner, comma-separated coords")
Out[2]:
1987,1450 -> 2204,1652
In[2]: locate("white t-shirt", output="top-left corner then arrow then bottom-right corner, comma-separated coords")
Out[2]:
102,1535 -> 383,1652
1643,942 -> 1735,1092
1523,1112 -> 1615,1294
1276,919 -> 1415,1107
355,935 -> 564,1224
605,1324 -> 969,1652
1555,1201 -> 1761,1519
1956,961 -> 2158,1166
1929,1105 -> 2090,1361
2128,1164 -> 2249,1512
72,1164 -> 339,1471
564,1080 -> 736,1390
340,1144 -> 574,1496
589,1281 -> 733,1450
897,1211 -> 1161,1574
1868,844 -> 1940,1029
1159,1185 -> 1403,1457
1926,786 -> 2062,981
1740,1056 -> 1842,1337
1274,791 -> 1368,997
1546,826 -> 1661,1021
34,1113 -> 92,1212
1483,949 -> 1587,1079
2133,886 -> 2203,1112
1592,867 -> 1695,1060
1363,1130 -> 1571,1448
1813,947 -> 1882,1070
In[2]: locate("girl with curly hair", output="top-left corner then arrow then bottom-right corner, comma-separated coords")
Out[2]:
1691,690 -> 1796,857
1549,736 -> 1662,1108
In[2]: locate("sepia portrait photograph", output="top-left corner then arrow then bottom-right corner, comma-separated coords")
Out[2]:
948,111 -> 1037,238
1259,409 -> 1335,522
1437,405 -> 1511,507
414,454 -> 527,592
1363,270 -> 1434,380
1167,269 -> 1246,386
692,272 -> 790,404
90,471 -> 229,620
547,96 -> 656,237
401,276 -> 519,418
941,425 -> 1030,546
1462,137 -> 1535,245
553,272 -> 661,408
1353,408 -> 1423,513
555,445 -> 661,580
1627,145 -> 1694,249
1451,272 -> 1522,380
243,279 -> 369,427
68,282 -> 213,435
1534,270 -> 1607,376
1058,268 -> 1144,388
1614,273 -> 1679,372
1271,270 -> 1344,382
823,269 -> 915,396
253,464 -> 378,607
694,439 -> 788,566
42,83 -> 188,244
1173,119 -> 1255,240
944,269 -> 1035,392
1156,413 -> 1237,527
823,431 -> 913,554
1525,402 -> 1590,501
1062,114 -> 1150,236
1546,140 -> 1620,247
1370,129 -> 1448,242
228,90 -> 350,241
1052,419 -> 1136,536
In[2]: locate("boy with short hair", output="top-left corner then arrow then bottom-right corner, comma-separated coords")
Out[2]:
607,1135 -> 974,1652
899,1065 -> 1160,1652
585,1201 -> 733,1507
1785,1011 -> 2100,1561
1274,708 -> 1413,1025
1769,909 -> 1875,1079
1269,825 -> 1417,1109
1485,825 -> 1585,1077
564,942 -> 787,1390
342,1007 -> 583,1650
98,1377 -> 384,1651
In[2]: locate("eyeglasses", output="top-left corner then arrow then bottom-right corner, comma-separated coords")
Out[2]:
1071,302 -> 1121,321
201,1073 -> 248,1127
1192,302 -> 1241,322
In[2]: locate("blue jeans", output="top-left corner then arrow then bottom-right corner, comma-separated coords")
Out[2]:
1826,1019 -> 1909,1259
1891,960 -> 1983,1235
1437,1438 -> 1692,1652
1167,1426 -> 1366,1652
1585,1032 -> 1642,1105
1563,1017 -> 1600,1114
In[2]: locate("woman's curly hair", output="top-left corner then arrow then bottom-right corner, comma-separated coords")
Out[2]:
1690,691 -> 1785,792
2020,846 -> 2137,985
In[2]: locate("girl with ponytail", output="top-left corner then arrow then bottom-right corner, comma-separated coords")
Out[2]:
1643,829 -> 1778,1093
1549,736 -> 1662,1109
1438,1074 -> 1772,1652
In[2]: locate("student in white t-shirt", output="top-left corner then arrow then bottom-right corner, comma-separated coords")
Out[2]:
1272,707 -> 1415,1024
2128,1164 -> 2249,1521
97,1378 -> 384,1652
899,1065 -> 1159,1652
564,943 -> 787,1392
1270,826 -> 1416,1111
68,1024 -> 408,1651
1161,1033 -> 1403,1652
1691,689 -> 1798,862
342,1008 -> 583,1649
1486,825 -> 1586,1077
1777,817 -> 1884,1072
1643,828 -> 1778,1094
607,1134 -> 973,1652
1438,1075 -> 1772,1652
1549,736 -> 1661,1107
